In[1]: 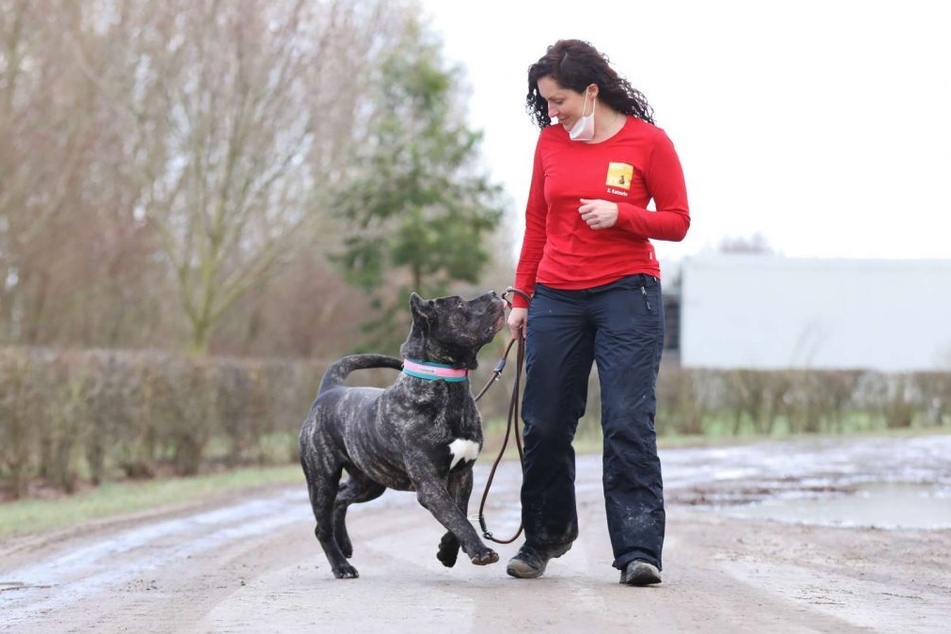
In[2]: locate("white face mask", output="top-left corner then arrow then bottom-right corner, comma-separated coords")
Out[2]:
568,90 -> 596,142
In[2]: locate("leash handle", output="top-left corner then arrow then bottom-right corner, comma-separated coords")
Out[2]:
502,286 -> 531,308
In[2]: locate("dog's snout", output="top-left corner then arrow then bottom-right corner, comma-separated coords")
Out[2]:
479,290 -> 504,310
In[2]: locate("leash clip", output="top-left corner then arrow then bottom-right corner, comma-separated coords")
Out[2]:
478,513 -> 490,536
492,357 -> 507,377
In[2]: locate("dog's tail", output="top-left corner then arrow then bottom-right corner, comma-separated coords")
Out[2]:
318,354 -> 404,396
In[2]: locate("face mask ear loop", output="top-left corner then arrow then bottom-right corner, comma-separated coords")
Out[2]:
568,87 -> 597,141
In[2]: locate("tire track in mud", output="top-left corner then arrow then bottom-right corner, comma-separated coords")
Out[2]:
1,490 -> 311,625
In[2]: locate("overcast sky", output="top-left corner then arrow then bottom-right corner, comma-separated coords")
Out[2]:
419,0 -> 950,267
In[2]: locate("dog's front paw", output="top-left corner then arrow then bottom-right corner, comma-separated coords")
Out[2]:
332,563 -> 360,579
437,531 -> 460,567
469,549 -> 499,566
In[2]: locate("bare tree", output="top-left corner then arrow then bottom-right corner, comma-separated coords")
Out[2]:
0,0 -> 158,346
90,0 -> 398,354
1,0 -> 489,356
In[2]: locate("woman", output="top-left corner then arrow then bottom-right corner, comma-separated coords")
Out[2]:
506,39 -> 689,586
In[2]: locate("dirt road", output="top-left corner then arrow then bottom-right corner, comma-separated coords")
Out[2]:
2,435 -> 950,633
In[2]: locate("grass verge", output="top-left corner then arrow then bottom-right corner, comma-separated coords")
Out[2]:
0,465 -> 302,542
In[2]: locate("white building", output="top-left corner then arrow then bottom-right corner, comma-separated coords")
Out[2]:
678,256 -> 951,372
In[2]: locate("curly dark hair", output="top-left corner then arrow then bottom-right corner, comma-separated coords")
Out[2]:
526,39 -> 654,129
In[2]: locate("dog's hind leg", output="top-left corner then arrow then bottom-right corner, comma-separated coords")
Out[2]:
301,449 -> 360,579
437,531 -> 461,567
333,470 -> 385,559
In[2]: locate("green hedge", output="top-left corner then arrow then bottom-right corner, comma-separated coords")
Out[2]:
654,366 -> 951,437
0,348 -> 336,499
2,348 -> 949,500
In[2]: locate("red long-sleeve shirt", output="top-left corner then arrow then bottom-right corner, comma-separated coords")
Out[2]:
512,117 -> 690,308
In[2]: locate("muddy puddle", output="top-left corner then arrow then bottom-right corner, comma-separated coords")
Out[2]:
722,481 -> 951,529
660,434 -> 951,530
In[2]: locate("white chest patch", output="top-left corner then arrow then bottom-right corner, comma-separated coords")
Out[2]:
448,438 -> 481,470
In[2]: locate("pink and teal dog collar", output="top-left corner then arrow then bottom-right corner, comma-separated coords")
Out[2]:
402,359 -> 469,382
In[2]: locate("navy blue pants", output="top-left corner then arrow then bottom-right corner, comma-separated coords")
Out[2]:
520,274 -> 666,570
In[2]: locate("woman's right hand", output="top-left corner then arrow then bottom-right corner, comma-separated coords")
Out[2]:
507,307 -> 528,340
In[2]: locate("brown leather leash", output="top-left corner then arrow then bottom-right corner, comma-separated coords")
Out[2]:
472,287 -> 530,544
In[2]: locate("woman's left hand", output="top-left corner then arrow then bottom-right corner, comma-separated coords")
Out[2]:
579,198 -> 618,230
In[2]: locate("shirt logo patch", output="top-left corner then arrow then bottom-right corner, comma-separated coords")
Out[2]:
606,162 -> 634,190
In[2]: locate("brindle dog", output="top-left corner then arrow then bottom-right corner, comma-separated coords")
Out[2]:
299,291 -> 506,578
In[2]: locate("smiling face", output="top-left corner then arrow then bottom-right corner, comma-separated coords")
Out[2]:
536,76 -> 595,132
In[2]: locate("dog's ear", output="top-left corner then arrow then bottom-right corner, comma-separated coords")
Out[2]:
409,292 -> 425,314
409,292 -> 433,330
